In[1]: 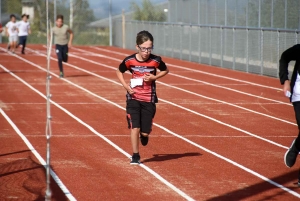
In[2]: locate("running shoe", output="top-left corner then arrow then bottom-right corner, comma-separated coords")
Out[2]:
140,133 -> 149,146
130,154 -> 140,165
284,140 -> 299,168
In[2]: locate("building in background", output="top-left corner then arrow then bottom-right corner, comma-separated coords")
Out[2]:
22,0 -> 34,21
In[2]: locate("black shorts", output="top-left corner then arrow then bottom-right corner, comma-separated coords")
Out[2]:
293,101 -> 300,129
126,99 -> 156,134
55,44 -> 68,62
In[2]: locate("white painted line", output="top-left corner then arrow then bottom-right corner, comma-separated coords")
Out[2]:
0,64 -> 195,201
89,46 -> 282,91
0,108 -> 77,201
23,47 -> 293,148
60,48 -> 295,126
5,50 -> 300,198
72,47 -> 290,106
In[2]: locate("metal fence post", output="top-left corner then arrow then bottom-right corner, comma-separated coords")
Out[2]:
221,27 -> 223,67
233,27 -> 236,70
209,26 -> 212,65
189,25 -> 192,61
180,25 -> 182,60
277,30 -> 280,77
198,26 -> 202,63
261,29 -> 264,75
285,0 -> 287,29
172,24 -> 174,58
246,28 -> 249,72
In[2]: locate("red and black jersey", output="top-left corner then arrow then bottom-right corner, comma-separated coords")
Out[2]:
119,53 -> 167,103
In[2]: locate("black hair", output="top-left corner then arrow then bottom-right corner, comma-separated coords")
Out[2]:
10,14 -> 16,19
136,30 -> 154,45
22,14 -> 29,19
56,15 -> 64,21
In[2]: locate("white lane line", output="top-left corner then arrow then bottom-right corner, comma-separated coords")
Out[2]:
89,46 -> 282,91
0,107 -> 77,201
2,54 -> 300,200
71,47 -> 290,106
54,48 -> 295,126
0,64 -> 195,201
23,47 -> 292,148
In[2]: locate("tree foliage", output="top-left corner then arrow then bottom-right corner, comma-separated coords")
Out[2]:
131,0 -> 166,22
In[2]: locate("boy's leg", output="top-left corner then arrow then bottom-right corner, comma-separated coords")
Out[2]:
140,102 -> 156,146
55,45 -> 64,77
126,99 -> 141,164
285,101 -> 300,168
62,45 -> 69,63
21,36 -> 27,54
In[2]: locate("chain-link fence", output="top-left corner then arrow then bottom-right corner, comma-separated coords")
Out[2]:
114,20 -> 299,78
168,0 -> 300,29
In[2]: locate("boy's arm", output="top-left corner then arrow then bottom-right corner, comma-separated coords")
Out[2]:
279,45 -> 299,85
116,68 -> 134,94
67,29 -> 73,48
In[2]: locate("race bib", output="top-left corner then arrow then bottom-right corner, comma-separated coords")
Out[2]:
130,78 -> 143,88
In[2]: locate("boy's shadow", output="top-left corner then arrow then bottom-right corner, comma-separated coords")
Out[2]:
142,152 -> 202,163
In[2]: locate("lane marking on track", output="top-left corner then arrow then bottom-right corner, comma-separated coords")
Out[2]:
4,51 -> 300,198
0,64 -> 195,201
23,47 -> 293,148
40,47 -> 295,127
73,46 -> 289,106
0,107 -> 77,201
89,46 -> 282,91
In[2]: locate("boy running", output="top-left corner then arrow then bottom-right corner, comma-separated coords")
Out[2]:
116,30 -> 169,165
5,14 -> 18,53
280,44 -> 300,169
16,14 -> 31,54
52,15 -> 73,78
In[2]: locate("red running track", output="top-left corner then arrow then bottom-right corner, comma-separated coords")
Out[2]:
0,44 -> 300,200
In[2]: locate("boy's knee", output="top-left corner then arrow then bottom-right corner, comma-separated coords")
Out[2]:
141,133 -> 149,137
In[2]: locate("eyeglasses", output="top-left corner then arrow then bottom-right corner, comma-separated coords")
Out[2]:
138,45 -> 153,52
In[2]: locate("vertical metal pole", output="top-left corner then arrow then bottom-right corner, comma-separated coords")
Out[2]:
284,0 -> 287,29
246,0 -> 248,27
235,0 -> 237,26
54,0 -> 56,23
215,0 -> 217,25
221,27 -> 223,67
109,0 -> 112,46
70,0 -> 73,29
261,30 -> 264,75
180,25 -> 182,60
246,29 -> 249,72
258,0 -> 261,27
225,0 -> 227,26
171,24 -> 174,57
198,0 -> 201,24
233,28 -> 235,70
277,30 -> 280,77
168,0 -> 170,22
198,26 -> 202,63
209,26 -> 212,65
122,9 -> 125,49
271,0 -> 274,28
189,25 -> 192,61
206,0 -> 208,24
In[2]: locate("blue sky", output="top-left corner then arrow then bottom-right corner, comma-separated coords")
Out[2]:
88,0 -> 166,19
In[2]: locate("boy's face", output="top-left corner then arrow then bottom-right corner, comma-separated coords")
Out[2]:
56,19 -> 63,27
22,16 -> 28,21
136,40 -> 153,60
11,17 -> 16,22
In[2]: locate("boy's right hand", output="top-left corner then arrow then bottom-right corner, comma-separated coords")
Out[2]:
283,80 -> 291,97
126,85 -> 135,94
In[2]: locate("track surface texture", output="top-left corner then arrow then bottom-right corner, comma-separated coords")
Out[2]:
0,44 -> 299,201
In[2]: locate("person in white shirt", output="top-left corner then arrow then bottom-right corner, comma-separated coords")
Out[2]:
17,14 -> 31,54
5,14 -> 18,53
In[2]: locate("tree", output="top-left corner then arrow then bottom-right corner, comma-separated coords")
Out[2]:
131,0 -> 166,22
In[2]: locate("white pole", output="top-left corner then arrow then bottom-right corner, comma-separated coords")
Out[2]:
54,0 -> 56,23
109,0 -> 112,46
70,0 -> 73,29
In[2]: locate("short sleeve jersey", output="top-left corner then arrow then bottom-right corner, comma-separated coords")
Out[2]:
52,24 -> 69,45
17,21 -> 30,36
6,21 -> 18,36
119,54 -> 167,103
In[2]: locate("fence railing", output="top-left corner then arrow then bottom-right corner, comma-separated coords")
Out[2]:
113,20 -> 300,78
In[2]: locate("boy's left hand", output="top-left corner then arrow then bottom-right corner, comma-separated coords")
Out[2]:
144,73 -> 156,82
